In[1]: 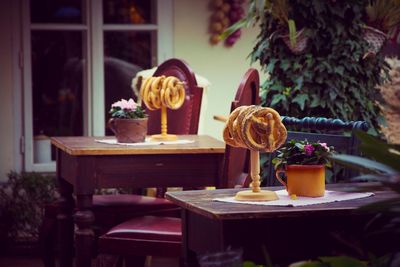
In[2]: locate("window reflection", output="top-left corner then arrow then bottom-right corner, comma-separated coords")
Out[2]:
104,31 -> 155,134
31,31 -> 84,139
103,0 -> 155,24
31,0 -> 85,23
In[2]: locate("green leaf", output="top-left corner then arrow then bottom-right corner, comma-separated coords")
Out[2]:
310,95 -> 321,108
292,94 -> 309,110
329,154 -> 398,175
294,76 -> 304,90
288,19 -> 297,47
334,66 -> 344,75
319,256 -> 367,267
329,90 -> 337,101
270,94 -> 286,106
289,261 -> 325,267
266,59 -> 278,73
220,18 -> 248,40
242,261 -> 261,267
354,131 -> 400,172
280,60 -> 291,71
293,61 -> 303,70
270,83 -> 284,91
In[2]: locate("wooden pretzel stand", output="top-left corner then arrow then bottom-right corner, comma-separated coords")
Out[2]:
235,150 -> 278,201
221,105 -> 288,201
140,76 -> 186,141
150,105 -> 177,141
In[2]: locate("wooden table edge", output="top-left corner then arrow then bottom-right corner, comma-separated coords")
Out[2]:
165,185 -> 395,221
51,135 -> 225,156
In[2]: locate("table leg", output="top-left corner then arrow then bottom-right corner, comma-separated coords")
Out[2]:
57,178 -> 75,267
181,209 -> 197,267
182,210 -> 226,267
74,194 -> 95,267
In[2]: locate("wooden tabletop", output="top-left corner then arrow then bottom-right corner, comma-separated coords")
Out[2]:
165,183 -> 397,220
51,135 -> 225,156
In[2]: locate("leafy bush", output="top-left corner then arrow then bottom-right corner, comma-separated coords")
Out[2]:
0,171 -> 57,241
251,0 -> 387,133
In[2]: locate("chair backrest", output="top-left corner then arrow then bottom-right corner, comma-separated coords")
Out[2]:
222,68 -> 260,188
263,116 -> 369,186
146,58 -> 203,135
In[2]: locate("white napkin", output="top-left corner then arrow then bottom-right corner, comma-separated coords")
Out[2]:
95,138 -> 195,146
214,190 -> 374,207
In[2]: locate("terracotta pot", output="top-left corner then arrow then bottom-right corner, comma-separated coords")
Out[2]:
363,26 -> 387,55
108,118 -> 148,143
279,28 -> 309,55
275,165 -> 325,197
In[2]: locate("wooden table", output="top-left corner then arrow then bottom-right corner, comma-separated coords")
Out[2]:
51,135 -> 225,267
165,184 -> 397,266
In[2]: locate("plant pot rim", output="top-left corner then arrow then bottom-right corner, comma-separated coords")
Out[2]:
286,164 -> 325,170
362,25 -> 387,38
278,27 -> 307,39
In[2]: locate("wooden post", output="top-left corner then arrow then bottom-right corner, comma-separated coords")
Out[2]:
161,105 -> 168,136
250,150 -> 261,193
150,103 -> 178,141
235,149 -> 279,201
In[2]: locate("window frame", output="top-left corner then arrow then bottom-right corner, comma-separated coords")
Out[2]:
20,0 -> 173,172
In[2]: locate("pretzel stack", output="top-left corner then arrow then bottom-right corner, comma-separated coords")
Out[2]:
139,75 -> 186,141
140,75 -> 185,111
223,105 -> 287,201
223,105 -> 287,152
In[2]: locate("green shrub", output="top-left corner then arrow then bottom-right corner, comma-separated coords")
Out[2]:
0,171 -> 57,241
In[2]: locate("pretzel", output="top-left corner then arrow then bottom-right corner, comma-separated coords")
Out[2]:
223,106 -> 246,147
241,107 -> 287,151
223,105 -> 287,152
161,76 -> 185,110
140,75 -> 186,111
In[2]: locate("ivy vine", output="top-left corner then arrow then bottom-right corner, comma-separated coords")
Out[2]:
251,0 -> 387,133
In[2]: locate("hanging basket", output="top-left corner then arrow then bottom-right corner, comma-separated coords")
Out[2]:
363,26 -> 387,54
278,28 -> 309,55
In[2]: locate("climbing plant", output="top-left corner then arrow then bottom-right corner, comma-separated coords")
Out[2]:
250,0 -> 387,133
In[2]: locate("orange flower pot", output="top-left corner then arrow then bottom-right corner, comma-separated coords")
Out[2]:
275,165 -> 325,197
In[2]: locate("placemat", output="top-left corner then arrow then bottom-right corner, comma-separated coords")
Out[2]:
214,190 -> 374,207
95,138 -> 195,146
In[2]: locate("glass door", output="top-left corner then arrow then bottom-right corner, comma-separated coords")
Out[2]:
22,0 -> 172,172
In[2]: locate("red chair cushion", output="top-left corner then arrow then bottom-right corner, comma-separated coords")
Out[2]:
93,194 -> 177,211
92,195 -> 181,230
101,216 -> 182,242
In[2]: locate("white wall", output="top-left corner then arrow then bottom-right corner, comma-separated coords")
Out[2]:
173,0 -> 264,140
0,0 -> 18,181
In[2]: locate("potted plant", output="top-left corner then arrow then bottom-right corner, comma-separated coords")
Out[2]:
363,0 -> 400,54
108,98 -> 148,143
273,140 -> 335,197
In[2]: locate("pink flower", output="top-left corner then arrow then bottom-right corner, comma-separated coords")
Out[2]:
111,100 -> 122,108
112,98 -> 138,110
319,142 -> 330,152
304,144 -> 315,156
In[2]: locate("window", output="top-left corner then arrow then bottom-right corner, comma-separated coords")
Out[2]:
22,0 -> 173,172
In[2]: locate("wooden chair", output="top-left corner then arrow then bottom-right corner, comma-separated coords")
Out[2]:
39,59 -> 203,267
262,116 -> 369,186
95,68 -> 261,266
